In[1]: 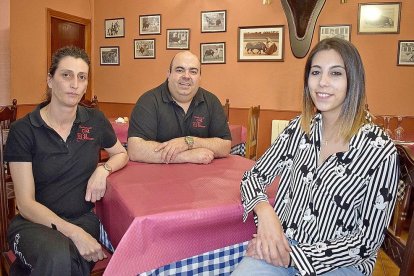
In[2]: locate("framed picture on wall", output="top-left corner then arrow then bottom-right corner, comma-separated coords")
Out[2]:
105,18 -> 125,38
134,39 -> 156,59
139,14 -> 161,35
238,25 -> 284,62
100,46 -> 120,65
200,42 -> 225,64
319,25 -> 351,41
166,29 -> 190,50
201,10 -> 226,33
358,3 -> 401,34
397,40 -> 414,66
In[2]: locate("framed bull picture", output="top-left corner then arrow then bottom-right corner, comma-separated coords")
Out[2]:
139,14 -> 161,35
166,29 -> 190,50
238,25 -> 284,62
134,39 -> 156,59
200,42 -> 225,64
201,10 -> 226,33
358,3 -> 401,34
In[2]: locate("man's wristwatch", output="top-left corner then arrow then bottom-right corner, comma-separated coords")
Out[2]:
102,163 -> 112,174
184,136 -> 194,150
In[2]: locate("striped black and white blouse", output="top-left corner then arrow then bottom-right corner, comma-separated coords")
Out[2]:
240,113 -> 399,276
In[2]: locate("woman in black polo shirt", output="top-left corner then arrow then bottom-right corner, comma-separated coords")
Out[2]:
4,46 -> 128,275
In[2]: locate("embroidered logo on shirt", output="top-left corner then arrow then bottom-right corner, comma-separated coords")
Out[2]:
192,116 -> 206,128
77,126 -> 95,141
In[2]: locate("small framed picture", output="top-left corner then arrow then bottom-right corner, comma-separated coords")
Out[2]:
134,39 -> 156,59
200,42 -> 226,64
100,46 -> 120,65
139,14 -> 161,35
201,10 -> 226,33
319,25 -> 351,41
397,40 -> 414,66
166,29 -> 190,50
105,18 -> 125,38
238,25 -> 284,62
358,3 -> 401,34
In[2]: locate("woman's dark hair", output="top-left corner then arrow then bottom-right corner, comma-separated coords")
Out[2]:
45,46 -> 90,102
301,37 -> 368,141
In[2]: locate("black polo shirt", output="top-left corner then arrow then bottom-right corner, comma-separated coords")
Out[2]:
4,103 -> 117,219
128,80 -> 231,142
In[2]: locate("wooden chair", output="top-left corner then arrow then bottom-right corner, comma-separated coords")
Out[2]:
222,99 -> 230,122
79,95 -> 99,109
382,144 -> 414,275
245,105 -> 260,160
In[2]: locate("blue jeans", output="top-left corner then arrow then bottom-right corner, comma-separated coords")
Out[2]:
231,239 -> 363,276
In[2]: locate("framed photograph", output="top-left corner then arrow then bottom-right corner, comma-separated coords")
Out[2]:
105,18 -> 125,38
166,29 -> 190,50
397,40 -> 414,66
200,42 -> 226,64
139,14 -> 161,35
100,46 -> 120,65
358,3 -> 401,34
238,25 -> 284,62
134,39 -> 156,59
201,10 -> 226,33
319,25 -> 351,41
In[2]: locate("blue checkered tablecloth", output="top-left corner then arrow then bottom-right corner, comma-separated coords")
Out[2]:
230,143 -> 245,157
140,241 -> 248,276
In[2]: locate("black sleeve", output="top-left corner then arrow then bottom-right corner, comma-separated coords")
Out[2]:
207,93 -> 232,141
96,110 -> 117,149
128,92 -> 158,140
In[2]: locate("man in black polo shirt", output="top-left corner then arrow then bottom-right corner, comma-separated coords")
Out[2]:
128,51 -> 231,164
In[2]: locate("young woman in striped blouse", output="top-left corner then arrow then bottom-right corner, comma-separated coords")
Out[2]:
232,38 -> 399,275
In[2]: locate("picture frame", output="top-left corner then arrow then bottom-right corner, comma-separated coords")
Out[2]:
358,3 -> 401,34
200,42 -> 226,64
139,14 -> 161,35
397,40 -> 414,66
238,25 -> 284,62
319,25 -> 351,41
201,10 -> 226,33
166,29 -> 190,50
105,18 -> 125,38
100,46 -> 120,65
134,39 -> 156,59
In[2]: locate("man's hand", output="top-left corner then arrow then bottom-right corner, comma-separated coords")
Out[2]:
251,202 -> 291,267
70,227 -> 107,262
155,137 -> 188,163
85,166 -> 109,202
180,148 -> 214,164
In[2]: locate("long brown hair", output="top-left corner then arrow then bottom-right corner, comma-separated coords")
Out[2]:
301,38 -> 368,141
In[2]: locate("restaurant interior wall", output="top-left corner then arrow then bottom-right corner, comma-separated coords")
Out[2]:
9,0 -> 414,157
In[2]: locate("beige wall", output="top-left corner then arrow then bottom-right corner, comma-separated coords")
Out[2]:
10,0 -> 92,104
0,0 -> 10,105
9,0 -> 414,116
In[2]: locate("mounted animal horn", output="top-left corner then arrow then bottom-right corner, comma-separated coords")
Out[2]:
281,0 -> 326,58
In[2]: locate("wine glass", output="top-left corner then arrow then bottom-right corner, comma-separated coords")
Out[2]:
382,115 -> 393,138
394,116 -> 404,141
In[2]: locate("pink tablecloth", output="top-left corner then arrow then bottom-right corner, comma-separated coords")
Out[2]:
96,156 -> 278,275
229,124 -> 247,147
110,120 -> 128,145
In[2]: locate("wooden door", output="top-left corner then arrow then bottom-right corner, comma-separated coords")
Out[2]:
47,9 -> 92,99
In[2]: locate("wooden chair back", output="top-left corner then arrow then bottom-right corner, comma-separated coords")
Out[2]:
382,144 -> 414,276
245,105 -> 260,160
222,99 -> 230,122
0,99 -> 17,131
79,95 -> 99,109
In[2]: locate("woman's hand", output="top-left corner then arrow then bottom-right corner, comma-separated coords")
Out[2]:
249,202 -> 291,267
85,166 -> 109,202
70,226 -> 106,262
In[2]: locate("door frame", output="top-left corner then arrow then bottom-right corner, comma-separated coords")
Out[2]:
47,9 -> 92,99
